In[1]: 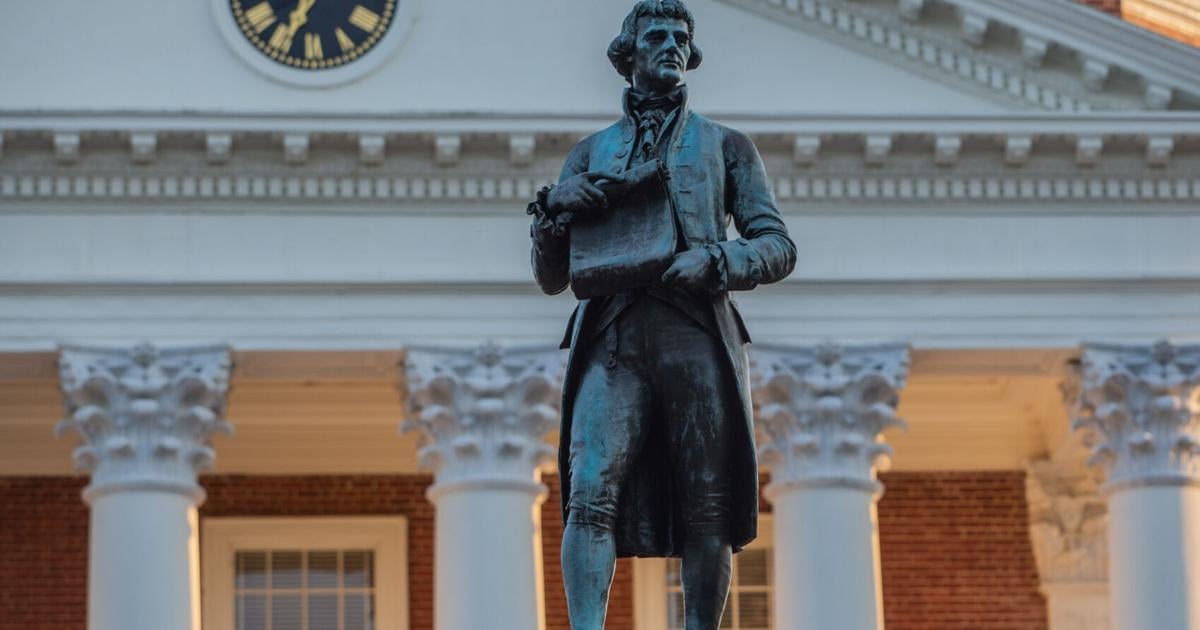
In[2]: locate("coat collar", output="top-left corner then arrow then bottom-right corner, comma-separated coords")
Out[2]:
622,84 -> 689,121
618,85 -> 691,157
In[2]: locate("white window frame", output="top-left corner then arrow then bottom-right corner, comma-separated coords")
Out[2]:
201,516 -> 409,630
632,516 -> 774,630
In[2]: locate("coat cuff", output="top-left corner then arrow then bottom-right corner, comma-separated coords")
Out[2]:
704,243 -> 728,293
715,238 -> 765,291
527,185 -> 572,238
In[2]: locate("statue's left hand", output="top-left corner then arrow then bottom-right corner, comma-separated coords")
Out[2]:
660,248 -> 714,291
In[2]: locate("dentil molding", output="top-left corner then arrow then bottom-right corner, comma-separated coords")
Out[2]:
2,114 -> 1199,208
56,342 -> 234,503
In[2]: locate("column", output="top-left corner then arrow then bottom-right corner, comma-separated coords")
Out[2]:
1026,460 -> 1110,630
404,343 -> 562,630
56,343 -> 233,630
1073,341 -> 1200,630
752,342 -> 909,630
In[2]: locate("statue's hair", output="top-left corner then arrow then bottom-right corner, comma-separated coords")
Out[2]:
607,0 -> 703,82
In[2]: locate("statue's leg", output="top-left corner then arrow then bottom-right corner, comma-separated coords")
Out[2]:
681,534 -> 733,630
649,300 -> 735,630
563,320 -> 650,630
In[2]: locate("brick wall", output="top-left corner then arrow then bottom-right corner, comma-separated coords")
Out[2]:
877,472 -> 1049,630
0,477 -> 88,630
0,472 -> 1046,630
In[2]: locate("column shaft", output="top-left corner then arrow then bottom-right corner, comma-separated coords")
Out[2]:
88,491 -> 201,630
404,344 -> 562,630
1108,485 -> 1200,630
770,485 -> 883,630
57,343 -> 232,630
431,484 -> 548,630
752,343 -> 909,630
1073,342 -> 1200,630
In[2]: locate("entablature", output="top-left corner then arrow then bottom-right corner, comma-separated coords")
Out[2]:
2,112 -> 1199,209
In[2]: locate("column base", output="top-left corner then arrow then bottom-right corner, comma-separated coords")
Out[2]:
426,476 -> 548,504
83,479 -> 206,505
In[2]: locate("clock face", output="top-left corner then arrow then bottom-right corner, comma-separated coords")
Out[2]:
229,0 -> 397,70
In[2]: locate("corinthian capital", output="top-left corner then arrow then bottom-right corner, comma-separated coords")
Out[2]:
752,343 -> 909,493
1072,341 -> 1200,492
403,343 -> 563,490
1026,460 -> 1108,585
56,343 -> 233,503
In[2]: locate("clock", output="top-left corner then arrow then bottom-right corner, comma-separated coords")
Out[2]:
213,0 -> 415,86
230,0 -> 397,70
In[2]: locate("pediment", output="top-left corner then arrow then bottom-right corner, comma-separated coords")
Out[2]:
3,0 -> 1196,117
715,0 -> 1200,112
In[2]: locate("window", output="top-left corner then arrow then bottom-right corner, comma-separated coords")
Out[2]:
202,517 -> 409,630
633,517 -> 774,630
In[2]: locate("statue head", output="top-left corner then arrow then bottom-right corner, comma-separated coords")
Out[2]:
608,0 -> 703,94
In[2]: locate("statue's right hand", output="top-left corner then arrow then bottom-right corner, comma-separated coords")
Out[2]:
547,172 -> 617,218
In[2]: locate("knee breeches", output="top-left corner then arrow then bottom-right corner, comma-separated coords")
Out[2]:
566,297 -> 734,537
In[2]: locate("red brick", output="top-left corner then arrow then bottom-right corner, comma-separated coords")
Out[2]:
1,472 -> 1047,630
878,472 -> 1049,630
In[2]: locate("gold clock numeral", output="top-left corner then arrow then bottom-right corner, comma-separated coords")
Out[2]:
268,23 -> 293,51
244,1 -> 276,33
305,33 -> 324,59
348,5 -> 381,33
335,27 -> 355,53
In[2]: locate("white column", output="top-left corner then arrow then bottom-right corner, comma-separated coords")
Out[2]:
752,343 -> 909,630
1073,341 -> 1200,630
56,343 -> 233,630
1026,460 -> 1110,630
404,343 -> 562,630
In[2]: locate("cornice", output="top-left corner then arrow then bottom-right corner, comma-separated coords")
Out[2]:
2,112 -> 1198,207
951,0 -> 1200,97
721,0 -> 1200,111
5,110 -> 1200,134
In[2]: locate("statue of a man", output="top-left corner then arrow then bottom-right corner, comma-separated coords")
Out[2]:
527,2 -> 796,628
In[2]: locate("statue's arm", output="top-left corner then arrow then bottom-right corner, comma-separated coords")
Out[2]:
713,129 -> 797,292
530,139 -> 590,295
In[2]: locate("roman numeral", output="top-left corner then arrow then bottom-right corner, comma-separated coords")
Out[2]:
305,33 -> 324,59
335,27 -> 355,53
348,5 -> 381,33
268,23 -> 293,51
244,1 -> 276,33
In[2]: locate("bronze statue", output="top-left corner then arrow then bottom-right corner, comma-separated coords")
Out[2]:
527,2 -> 796,628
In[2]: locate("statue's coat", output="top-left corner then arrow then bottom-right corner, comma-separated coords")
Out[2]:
532,92 -> 796,557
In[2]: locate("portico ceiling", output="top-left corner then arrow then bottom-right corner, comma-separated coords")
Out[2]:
0,347 -> 1074,476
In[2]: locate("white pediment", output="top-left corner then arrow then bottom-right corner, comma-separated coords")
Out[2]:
2,0 -> 1195,117
717,0 -> 1200,112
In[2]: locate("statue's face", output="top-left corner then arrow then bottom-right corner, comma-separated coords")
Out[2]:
631,16 -> 691,94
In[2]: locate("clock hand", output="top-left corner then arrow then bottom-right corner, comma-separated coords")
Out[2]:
287,0 -> 317,35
